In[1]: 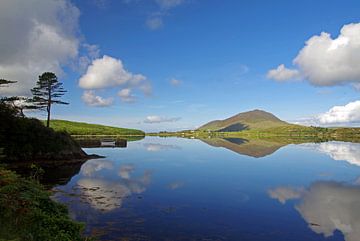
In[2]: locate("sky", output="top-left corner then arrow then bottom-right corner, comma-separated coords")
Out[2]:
1,0 -> 360,132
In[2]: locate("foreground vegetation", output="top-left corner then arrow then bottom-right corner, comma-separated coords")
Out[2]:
0,103 -> 88,162
0,166 -> 86,241
47,119 -> 145,136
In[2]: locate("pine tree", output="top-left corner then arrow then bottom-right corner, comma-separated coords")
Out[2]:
31,72 -> 68,127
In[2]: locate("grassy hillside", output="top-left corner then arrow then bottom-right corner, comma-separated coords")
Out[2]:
47,119 -> 145,136
198,109 -> 292,131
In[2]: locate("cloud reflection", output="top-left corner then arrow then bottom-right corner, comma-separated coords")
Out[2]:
269,181 -> 360,241
80,159 -> 114,177
75,160 -> 151,211
302,142 -> 360,166
143,143 -> 181,152
268,186 -> 305,204
168,181 -> 185,190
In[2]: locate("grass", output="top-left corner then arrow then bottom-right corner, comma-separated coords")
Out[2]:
149,125 -> 360,143
0,166 -> 88,241
46,119 -> 145,136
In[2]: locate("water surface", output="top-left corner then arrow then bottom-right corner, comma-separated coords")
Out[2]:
52,137 -> 360,241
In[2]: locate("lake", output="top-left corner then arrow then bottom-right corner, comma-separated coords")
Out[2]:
51,137 -> 360,241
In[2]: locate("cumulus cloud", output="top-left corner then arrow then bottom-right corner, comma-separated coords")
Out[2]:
81,90 -> 114,107
118,88 -> 136,103
0,0 -> 80,96
268,23 -> 360,88
294,100 -> 360,126
79,55 -> 151,106
318,100 -> 360,124
79,55 -> 143,89
266,64 -> 301,81
170,78 -> 182,86
302,142 -> 360,167
144,115 -> 181,123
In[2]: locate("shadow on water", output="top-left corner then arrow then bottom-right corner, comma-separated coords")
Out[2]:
7,161 -> 84,188
73,136 -> 145,148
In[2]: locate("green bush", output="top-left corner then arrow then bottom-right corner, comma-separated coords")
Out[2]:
0,167 -> 86,241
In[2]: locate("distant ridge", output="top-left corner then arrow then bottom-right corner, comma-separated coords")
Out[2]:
198,109 -> 291,132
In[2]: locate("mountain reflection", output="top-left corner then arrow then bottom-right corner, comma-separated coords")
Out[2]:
302,142 -> 360,166
269,181 -> 360,241
200,137 -> 287,157
69,159 -> 151,212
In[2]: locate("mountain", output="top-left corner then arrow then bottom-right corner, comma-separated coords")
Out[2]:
198,109 -> 291,132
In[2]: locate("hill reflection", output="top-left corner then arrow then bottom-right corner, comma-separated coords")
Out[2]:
200,137 -> 288,158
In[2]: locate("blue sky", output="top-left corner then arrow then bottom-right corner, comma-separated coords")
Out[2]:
1,0 -> 360,131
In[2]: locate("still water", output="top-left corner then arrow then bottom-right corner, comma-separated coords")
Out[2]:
52,137 -> 360,241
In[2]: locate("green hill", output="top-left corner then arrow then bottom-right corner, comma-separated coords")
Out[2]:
47,120 -> 145,136
196,109 -> 360,140
198,109 -> 293,131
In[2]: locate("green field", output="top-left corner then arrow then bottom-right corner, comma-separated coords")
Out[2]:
46,119 -> 145,136
149,125 -> 360,143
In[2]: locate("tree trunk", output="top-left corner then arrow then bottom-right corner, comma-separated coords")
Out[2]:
47,83 -> 51,127
47,106 -> 50,127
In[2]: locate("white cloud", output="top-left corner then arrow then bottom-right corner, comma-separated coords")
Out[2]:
118,88 -> 136,103
79,55 -> 151,106
156,0 -> 184,9
170,78 -> 182,86
318,100 -> 360,124
145,0 -> 185,30
144,115 -> 181,123
78,44 -> 100,72
81,90 -> 114,107
79,55 -> 133,89
266,64 -> 301,81
268,23 -> 360,87
146,16 -> 163,30
0,0 -> 80,96
293,100 -> 360,126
